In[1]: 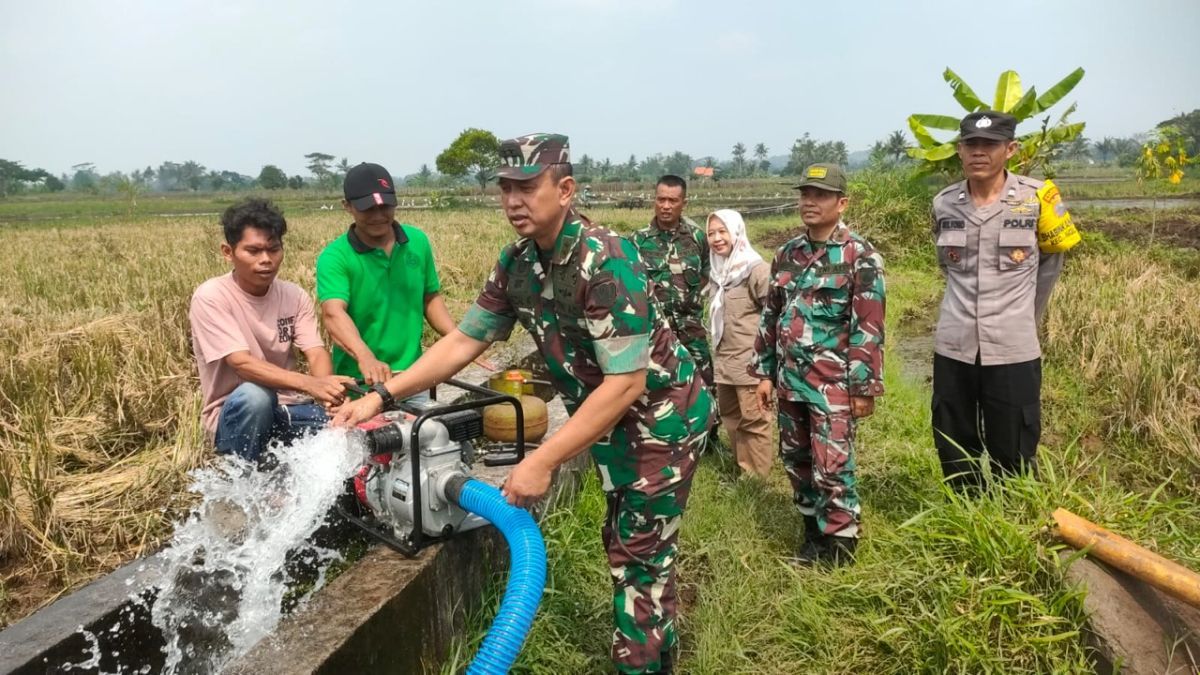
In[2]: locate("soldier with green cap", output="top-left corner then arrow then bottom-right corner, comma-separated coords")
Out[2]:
632,175 -> 713,389
333,133 -> 711,675
751,163 -> 886,566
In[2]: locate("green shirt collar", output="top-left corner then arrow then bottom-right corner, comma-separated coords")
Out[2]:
550,212 -> 583,266
516,210 -> 584,268
347,222 -> 408,254
801,220 -> 851,250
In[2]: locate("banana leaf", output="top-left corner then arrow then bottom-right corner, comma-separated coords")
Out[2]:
1009,87 -> 1039,120
910,114 -> 961,131
993,70 -> 1023,112
1046,122 -> 1086,145
911,143 -> 958,162
907,116 -> 941,149
1054,102 -> 1079,127
1035,67 -> 1085,113
943,67 -> 985,112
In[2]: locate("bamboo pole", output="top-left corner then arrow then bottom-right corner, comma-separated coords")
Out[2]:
1053,507 -> 1200,609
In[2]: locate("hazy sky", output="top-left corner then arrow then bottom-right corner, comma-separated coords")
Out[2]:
2,0 -> 1197,178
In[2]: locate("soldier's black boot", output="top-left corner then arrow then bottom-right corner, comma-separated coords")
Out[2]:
704,423 -> 723,455
794,516 -> 827,564
802,515 -> 821,539
645,647 -> 674,674
822,536 -> 858,567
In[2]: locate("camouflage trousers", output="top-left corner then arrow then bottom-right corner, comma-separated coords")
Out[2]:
776,398 -> 861,537
601,463 -> 695,674
681,335 -> 713,390
670,319 -> 713,390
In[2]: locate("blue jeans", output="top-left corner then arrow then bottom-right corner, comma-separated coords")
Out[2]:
214,383 -> 328,462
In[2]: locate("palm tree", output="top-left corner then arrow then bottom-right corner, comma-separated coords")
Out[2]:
1064,136 -> 1091,162
731,142 -> 747,177
869,140 -> 888,166
753,143 -> 769,175
885,131 -> 909,164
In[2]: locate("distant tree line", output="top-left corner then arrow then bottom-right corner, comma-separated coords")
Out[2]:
4,109 -> 1194,198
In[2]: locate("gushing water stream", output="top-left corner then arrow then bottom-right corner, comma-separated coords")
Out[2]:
136,428 -> 361,674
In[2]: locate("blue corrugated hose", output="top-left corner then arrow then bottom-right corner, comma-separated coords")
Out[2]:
455,479 -> 547,674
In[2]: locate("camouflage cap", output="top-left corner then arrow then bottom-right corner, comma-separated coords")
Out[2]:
793,163 -> 848,193
496,133 -> 570,180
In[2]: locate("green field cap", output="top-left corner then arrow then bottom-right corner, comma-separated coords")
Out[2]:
793,163 -> 847,193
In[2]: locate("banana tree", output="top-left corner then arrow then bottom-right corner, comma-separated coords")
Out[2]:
908,67 -> 1086,177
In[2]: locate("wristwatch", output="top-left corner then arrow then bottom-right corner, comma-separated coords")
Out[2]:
371,383 -> 396,410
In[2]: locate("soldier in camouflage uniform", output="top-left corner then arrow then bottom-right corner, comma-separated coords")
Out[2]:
751,163 -> 886,565
334,134 -> 711,675
632,176 -> 713,389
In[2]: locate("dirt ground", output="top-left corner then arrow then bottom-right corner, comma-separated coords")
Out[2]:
0,563 -> 63,628
759,226 -> 805,252
1084,208 -> 1200,249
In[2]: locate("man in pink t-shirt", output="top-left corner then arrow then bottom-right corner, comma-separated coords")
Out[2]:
189,198 -> 353,462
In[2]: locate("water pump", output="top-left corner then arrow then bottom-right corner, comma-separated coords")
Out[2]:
337,378 -> 527,556
337,379 -> 548,674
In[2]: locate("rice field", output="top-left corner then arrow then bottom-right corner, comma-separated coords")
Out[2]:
2,185 -> 1197,675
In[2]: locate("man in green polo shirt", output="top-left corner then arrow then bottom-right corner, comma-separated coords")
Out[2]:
317,162 -> 457,384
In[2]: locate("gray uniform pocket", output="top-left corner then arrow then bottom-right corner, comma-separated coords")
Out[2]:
937,229 -> 968,271
998,229 -> 1037,271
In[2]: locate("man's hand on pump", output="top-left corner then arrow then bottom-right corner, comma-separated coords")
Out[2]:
501,454 -> 554,509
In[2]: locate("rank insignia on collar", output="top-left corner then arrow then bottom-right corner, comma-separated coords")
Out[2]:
1009,248 -> 1027,264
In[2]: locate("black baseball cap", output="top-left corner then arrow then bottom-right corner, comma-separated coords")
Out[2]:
960,111 -> 1017,142
343,163 -> 398,210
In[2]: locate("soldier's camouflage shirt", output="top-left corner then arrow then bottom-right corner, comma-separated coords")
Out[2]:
750,221 -> 886,413
631,217 -> 710,343
459,211 -> 712,491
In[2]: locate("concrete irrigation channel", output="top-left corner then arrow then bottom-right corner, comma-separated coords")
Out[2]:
0,336 -> 583,674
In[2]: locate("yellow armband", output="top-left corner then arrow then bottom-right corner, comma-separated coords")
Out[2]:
1036,179 -> 1081,253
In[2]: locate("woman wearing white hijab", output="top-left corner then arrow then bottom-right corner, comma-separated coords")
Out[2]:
707,209 -> 774,477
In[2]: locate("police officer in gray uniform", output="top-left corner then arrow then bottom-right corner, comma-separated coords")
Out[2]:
931,111 -> 1065,490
